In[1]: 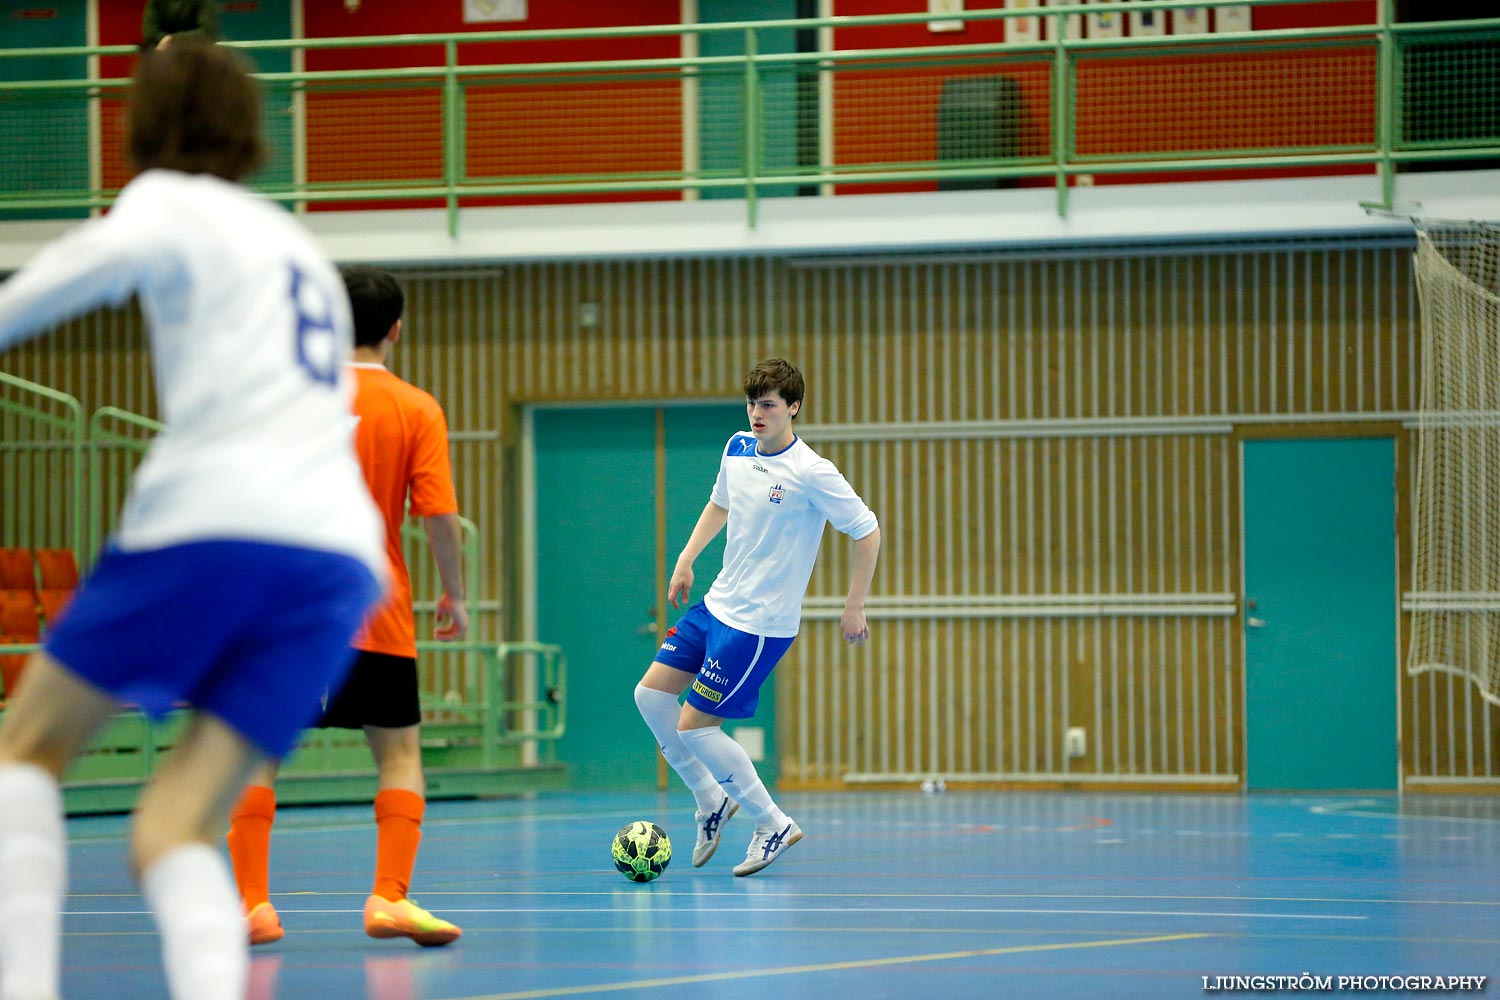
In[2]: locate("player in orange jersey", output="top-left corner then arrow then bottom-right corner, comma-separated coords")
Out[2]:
226,265 -> 469,948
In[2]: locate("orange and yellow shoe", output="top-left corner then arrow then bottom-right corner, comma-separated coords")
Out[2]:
246,901 -> 284,946
363,895 -> 462,947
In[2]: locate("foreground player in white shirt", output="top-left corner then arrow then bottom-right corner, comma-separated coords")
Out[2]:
0,42 -> 384,1000
635,359 -> 881,875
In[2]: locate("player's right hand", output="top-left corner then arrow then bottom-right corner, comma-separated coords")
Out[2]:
667,565 -> 693,608
434,593 -> 469,641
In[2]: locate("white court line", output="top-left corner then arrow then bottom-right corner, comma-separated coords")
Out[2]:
1310,800 -> 1500,824
57,905 -> 1364,920
438,933 -> 1212,1000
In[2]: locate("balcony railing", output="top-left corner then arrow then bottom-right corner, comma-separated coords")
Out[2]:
1,0 -> 1497,234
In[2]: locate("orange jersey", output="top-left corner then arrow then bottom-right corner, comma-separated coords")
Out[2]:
348,364 -> 458,657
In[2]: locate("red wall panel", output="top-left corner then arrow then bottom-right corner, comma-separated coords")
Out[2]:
302,0 -> 681,69
832,0 -> 1010,49
97,4 -> 147,192
300,0 -> 685,208
1254,1 -> 1378,30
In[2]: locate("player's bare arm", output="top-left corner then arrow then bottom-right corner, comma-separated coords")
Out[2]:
841,526 -> 881,645
423,512 -> 468,641
668,501 -> 729,608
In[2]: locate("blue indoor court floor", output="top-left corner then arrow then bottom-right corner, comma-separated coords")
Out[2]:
53,791 -> 1500,999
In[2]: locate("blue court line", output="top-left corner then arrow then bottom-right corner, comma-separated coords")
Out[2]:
438,932 -> 1212,1000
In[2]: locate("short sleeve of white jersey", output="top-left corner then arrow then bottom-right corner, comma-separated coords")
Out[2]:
805,457 -> 879,539
709,434 -> 739,509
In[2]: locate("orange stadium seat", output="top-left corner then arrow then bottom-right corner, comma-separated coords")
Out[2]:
35,549 -> 79,591
0,548 -> 37,592
0,588 -> 41,704
34,550 -> 79,639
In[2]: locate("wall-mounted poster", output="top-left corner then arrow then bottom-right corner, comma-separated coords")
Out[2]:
1129,0 -> 1166,37
464,0 -> 526,23
1174,6 -> 1209,33
1007,0 -> 1041,44
1216,4 -> 1252,31
929,0 -> 965,33
1087,0 -> 1124,39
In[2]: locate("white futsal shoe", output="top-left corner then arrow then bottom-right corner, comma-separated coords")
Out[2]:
692,795 -> 740,867
732,819 -> 803,876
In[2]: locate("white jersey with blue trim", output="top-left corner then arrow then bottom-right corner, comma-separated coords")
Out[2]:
703,431 -> 878,638
0,169 -> 384,577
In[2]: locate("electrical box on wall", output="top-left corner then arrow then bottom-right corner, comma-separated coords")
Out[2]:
731,726 -> 765,762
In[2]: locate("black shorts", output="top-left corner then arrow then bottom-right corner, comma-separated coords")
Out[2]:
315,649 -> 422,729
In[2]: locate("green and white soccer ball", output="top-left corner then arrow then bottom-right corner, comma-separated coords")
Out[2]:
612,821 -> 672,882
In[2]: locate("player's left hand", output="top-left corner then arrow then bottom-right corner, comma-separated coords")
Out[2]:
435,593 -> 469,642
841,605 -> 869,646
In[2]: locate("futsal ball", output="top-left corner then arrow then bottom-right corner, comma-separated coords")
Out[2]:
612,821 -> 672,882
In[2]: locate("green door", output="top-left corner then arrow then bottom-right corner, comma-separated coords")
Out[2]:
697,0 -> 802,200
218,0 -> 295,193
1242,437 -> 1398,791
0,0 -> 88,221
534,405 -> 776,790
534,408 -> 657,790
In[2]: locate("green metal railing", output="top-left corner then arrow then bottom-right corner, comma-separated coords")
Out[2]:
0,373 -> 86,556
0,389 -> 567,807
86,405 -> 158,558
1,0 -> 1496,233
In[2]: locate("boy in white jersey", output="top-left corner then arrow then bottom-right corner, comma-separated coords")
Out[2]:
634,359 -> 881,875
0,42 -> 384,1000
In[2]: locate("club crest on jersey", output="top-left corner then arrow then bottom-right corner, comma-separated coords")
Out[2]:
768,483 -> 785,504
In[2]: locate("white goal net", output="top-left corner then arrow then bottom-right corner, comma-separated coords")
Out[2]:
1408,221 -> 1500,705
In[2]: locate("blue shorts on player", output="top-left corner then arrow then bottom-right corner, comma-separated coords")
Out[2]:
44,539 -> 381,759
654,601 -> 794,719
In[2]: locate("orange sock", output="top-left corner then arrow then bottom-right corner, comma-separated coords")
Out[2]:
226,784 -> 276,908
372,789 -> 424,902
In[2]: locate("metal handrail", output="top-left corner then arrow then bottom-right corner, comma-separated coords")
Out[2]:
86,406 -> 160,559
0,372 -> 86,557
0,3 -> 1493,228
0,1 -> 1379,59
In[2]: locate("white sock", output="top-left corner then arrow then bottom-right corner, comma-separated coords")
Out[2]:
0,763 -> 65,1000
142,843 -> 247,1000
678,726 -> 790,830
633,685 -> 724,813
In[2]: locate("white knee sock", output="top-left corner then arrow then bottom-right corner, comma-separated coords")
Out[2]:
678,726 -> 789,830
633,685 -> 723,813
0,763 -> 65,1000
142,842 -> 247,1000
